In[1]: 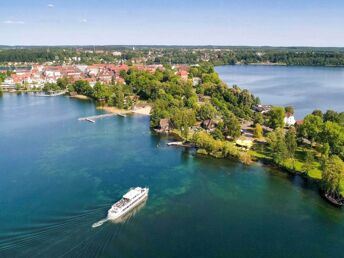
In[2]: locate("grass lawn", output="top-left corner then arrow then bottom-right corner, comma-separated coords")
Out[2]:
249,146 -> 272,160
251,144 -> 323,180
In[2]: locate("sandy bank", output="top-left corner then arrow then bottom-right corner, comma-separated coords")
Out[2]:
97,106 -> 131,114
132,105 -> 152,116
97,105 -> 151,116
70,94 -> 91,100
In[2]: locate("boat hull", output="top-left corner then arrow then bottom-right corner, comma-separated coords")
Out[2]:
321,191 -> 344,207
107,189 -> 149,220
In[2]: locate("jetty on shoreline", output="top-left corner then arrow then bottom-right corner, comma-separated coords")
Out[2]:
78,113 -> 126,123
35,90 -> 68,97
167,142 -> 194,148
78,105 -> 150,123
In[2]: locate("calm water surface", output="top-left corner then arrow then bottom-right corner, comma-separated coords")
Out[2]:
0,94 -> 343,257
216,65 -> 344,118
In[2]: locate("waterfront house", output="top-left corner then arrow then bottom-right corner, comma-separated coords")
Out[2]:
158,119 -> 172,132
177,70 -> 189,81
192,77 -> 202,86
201,119 -> 218,131
253,104 -> 272,114
284,112 -> 296,127
109,64 -> 129,75
1,77 -> 16,89
295,120 -> 304,126
97,70 -> 114,84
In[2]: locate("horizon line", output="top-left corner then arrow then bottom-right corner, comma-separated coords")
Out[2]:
1,44 -> 344,49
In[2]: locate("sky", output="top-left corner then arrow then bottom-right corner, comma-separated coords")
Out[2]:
1,0 -> 344,46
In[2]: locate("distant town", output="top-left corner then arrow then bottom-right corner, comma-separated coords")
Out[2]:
0,63 -> 189,91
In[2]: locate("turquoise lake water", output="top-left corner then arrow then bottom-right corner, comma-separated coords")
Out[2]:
0,94 -> 344,257
216,65 -> 344,118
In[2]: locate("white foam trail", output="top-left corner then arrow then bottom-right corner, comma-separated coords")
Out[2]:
92,218 -> 108,228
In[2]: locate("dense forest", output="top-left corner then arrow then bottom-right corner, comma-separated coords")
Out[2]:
1,47 -> 344,66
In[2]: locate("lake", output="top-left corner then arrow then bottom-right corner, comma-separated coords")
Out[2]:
0,94 -> 343,257
216,65 -> 344,118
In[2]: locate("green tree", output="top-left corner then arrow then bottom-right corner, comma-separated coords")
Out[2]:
197,102 -> 217,121
119,70 -> 128,80
302,150 -> 315,173
56,77 -> 69,90
285,127 -> 297,158
312,109 -> 323,118
267,128 -> 288,164
223,111 -> 241,139
254,123 -> 263,139
253,112 -> 264,125
74,80 -> 93,96
113,90 -> 125,109
211,128 -> 224,140
43,82 -> 59,92
92,83 -> 111,101
266,107 -> 285,129
171,108 -> 196,138
285,106 -> 294,114
324,110 -> 340,123
322,156 -> 344,195
299,114 -> 323,145
321,121 -> 344,158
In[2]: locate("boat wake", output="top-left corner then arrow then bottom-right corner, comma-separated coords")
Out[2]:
92,218 -> 108,228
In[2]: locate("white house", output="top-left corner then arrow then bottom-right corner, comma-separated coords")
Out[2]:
192,77 -> 202,86
1,77 -> 16,89
284,113 -> 296,127
112,51 -> 122,57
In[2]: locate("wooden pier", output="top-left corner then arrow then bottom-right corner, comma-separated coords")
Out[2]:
167,142 -> 194,148
78,113 -> 127,123
35,90 -> 68,97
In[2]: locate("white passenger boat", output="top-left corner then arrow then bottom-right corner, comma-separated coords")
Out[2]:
107,187 -> 149,221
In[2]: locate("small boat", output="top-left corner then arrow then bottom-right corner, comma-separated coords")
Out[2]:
323,192 -> 344,207
107,187 -> 149,220
167,141 -> 183,146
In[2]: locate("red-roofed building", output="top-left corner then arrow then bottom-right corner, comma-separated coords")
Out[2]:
177,70 -> 189,81
108,64 -> 129,75
295,120 -> 304,126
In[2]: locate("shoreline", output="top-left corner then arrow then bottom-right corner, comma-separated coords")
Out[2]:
70,94 -> 91,100
97,104 -> 152,116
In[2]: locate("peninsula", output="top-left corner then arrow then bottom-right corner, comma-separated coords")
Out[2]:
1,55 -> 343,206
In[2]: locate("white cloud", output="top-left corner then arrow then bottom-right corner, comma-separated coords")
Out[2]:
48,4 -> 54,8
80,19 -> 88,23
3,20 -> 25,24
